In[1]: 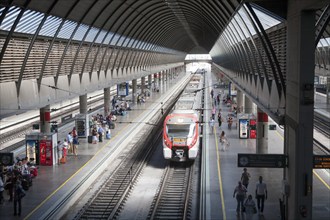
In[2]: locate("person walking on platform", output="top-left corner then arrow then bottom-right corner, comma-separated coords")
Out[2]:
217,112 -> 222,127
209,118 -> 215,133
62,139 -> 69,163
219,131 -> 229,151
244,194 -> 257,219
13,179 -> 25,216
233,181 -> 247,214
241,168 -> 251,189
211,106 -> 216,120
255,176 -> 268,215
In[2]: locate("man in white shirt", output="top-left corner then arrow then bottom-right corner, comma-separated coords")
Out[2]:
255,176 -> 268,215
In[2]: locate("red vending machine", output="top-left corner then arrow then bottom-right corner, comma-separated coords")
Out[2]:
38,133 -> 57,166
249,119 -> 257,139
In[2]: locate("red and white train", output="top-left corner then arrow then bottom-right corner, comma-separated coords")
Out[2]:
163,73 -> 204,161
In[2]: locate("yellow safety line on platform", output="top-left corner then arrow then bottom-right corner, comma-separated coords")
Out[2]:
276,130 -> 330,190
24,124 -> 129,220
214,126 -> 227,220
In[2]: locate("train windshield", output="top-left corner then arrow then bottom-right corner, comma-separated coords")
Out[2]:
167,124 -> 194,137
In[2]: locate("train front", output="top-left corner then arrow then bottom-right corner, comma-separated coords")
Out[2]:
163,112 -> 199,162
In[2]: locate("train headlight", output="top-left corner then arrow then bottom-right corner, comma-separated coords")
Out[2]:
177,118 -> 184,123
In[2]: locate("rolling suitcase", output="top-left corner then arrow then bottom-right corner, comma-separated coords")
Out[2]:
88,135 -> 93,143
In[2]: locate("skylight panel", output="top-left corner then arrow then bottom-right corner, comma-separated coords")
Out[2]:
95,30 -> 107,44
317,37 -> 330,48
0,6 -> 20,31
103,32 -> 114,45
58,20 -> 77,39
72,23 -> 88,41
15,10 -> 43,34
85,27 -> 99,42
39,16 -> 62,37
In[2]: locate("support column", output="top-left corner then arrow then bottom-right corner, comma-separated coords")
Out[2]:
148,74 -> 152,87
244,95 -> 253,114
285,4 -> 315,219
79,94 -> 88,114
327,77 -> 330,104
256,108 -> 268,154
236,89 -> 244,113
104,87 -> 110,116
40,105 -> 51,133
132,79 -> 137,104
141,77 -> 145,94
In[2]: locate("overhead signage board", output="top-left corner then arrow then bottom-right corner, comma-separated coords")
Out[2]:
238,153 -> 287,168
313,155 -> 330,169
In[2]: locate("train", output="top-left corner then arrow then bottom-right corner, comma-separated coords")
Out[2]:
163,72 -> 204,161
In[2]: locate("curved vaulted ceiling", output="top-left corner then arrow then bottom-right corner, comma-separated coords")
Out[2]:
1,0 -> 243,53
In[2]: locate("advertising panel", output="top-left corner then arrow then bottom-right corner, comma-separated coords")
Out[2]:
239,119 -> 249,139
117,82 -> 129,96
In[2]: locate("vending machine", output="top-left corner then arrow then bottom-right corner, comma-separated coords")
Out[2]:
39,133 -> 57,166
26,133 -> 57,166
249,119 -> 257,139
75,114 -> 89,138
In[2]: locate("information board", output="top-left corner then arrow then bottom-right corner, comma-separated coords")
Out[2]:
313,155 -> 330,169
237,153 -> 287,168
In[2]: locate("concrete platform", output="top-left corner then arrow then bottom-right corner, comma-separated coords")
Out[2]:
204,72 -> 330,220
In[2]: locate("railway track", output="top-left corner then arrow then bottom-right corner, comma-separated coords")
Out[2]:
148,162 -> 194,220
314,111 -> 330,139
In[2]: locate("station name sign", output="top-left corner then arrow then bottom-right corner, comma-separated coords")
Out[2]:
313,155 -> 330,169
237,153 -> 287,168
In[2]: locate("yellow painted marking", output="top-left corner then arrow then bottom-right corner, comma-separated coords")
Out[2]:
313,170 -> 330,190
276,130 -> 330,190
213,125 -> 227,220
24,123 -> 130,220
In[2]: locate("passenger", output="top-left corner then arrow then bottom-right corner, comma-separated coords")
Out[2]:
255,176 -> 267,215
62,139 -> 69,162
217,112 -> 222,127
98,126 -> 104,142
13,179 -> 25,216
92,127 -> 98,144
219,131 -> 229,151
244,194 -> 257,219
5,172 -> 14,201
72,127 -> 77,138
211,106 -> 216,120
233,181 -> 247,215
210,117 -> 215,133
57,141 -> 63,164
106,130 -> 111,139
241,168 -> 251,189
67,132 -> 73,154
72,136 -> 79,156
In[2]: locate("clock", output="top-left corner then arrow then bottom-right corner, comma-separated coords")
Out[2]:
239,156 -> 249,167
0,153 -> 14,166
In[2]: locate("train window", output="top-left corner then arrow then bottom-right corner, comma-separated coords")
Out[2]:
167,124 -> 190,137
